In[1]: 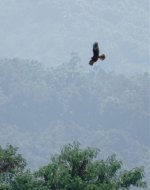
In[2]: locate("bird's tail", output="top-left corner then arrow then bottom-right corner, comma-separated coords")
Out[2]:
99,54 -> 106,61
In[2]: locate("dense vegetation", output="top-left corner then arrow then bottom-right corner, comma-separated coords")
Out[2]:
0,57 -> 149,187
0,143 -> 147,190
0,57 -> 149,142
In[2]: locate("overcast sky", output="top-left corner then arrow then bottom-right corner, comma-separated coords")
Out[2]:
0,0 -> 149,74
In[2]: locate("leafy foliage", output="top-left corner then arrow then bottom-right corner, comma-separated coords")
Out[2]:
0,145 -> 26,189
0,143 -> 147,189
11,171 -> 35,190
0,57 -> 149,186
36,142 -> 147,189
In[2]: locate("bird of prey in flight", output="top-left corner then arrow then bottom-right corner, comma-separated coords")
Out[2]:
89,42 -> 105,65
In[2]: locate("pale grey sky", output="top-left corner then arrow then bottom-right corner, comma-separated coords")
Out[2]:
0,0 -> 149,74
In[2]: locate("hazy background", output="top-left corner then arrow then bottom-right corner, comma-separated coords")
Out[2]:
0,0 -> 149,188
0,0 -> 149,74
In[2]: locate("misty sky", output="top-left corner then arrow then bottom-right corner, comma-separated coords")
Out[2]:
0,1 -> 150,185
0,0 -> 149,74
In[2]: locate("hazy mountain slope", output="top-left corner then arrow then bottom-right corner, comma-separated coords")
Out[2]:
0,0 -> 149,74
0,58 -> 149,143
0,58 -> 149,185
0,1 -> 149,188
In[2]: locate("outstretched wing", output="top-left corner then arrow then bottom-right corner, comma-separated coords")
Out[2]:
93,42 -> 99,57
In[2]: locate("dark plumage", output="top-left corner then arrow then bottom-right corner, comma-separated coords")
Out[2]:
89,42 -> 105,65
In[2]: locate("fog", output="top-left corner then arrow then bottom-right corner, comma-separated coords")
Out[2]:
0,0 -> 149,74
0,0 -> 149,188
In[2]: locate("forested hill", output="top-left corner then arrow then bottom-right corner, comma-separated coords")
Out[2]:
0,58 -> 149,182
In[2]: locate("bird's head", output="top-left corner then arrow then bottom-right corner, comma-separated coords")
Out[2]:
94,42 -> 99,46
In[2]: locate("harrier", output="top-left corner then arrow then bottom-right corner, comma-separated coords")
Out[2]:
89,42 -> 105,65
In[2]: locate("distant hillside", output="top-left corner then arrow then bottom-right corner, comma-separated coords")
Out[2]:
0,57 -> 150,184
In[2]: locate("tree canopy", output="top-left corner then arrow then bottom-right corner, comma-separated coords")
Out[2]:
0,143 -> 146,189
0,145 -> 26,189
36,142 -> 146,190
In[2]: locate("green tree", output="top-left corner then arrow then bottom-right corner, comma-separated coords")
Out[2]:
0,143 -> 147,189
10,171 -> 35,190
36,142 -> 147,190
0,145 -> 26,189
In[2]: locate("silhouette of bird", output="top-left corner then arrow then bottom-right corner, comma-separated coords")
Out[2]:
89,42 -> 105,65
